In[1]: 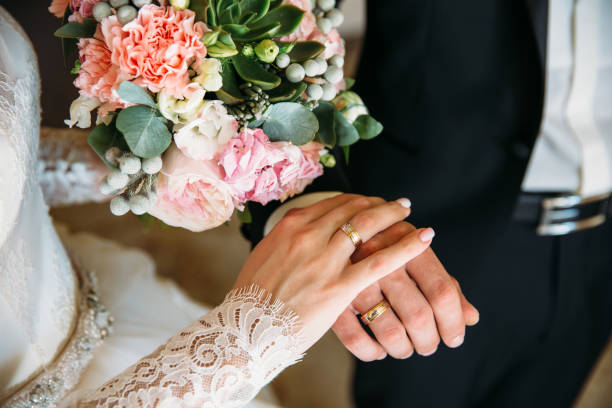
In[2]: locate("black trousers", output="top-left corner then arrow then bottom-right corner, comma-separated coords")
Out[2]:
353,216 -> 612,407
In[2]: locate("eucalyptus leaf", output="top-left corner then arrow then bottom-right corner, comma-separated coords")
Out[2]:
334,110 -> 360,147
88,124 -> 128,169
117,81 -> 157,109
248,5 -> 304,37
248,118 -> 266,128
116,106 -> 172,159
288,41 -> 325,62
231,55 -> 281,90
313,101 -> 337,147
261,102 -> 318,145
54,18 -> 97,38
353,115 -> 384,140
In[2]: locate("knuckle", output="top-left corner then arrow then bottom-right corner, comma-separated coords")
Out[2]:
379,326 -> 407,344
352,197 -> 373,209
368,255 -> 389,275
354,212 -> 376,231
431,279 -> 458,308
407,305 -> 434,329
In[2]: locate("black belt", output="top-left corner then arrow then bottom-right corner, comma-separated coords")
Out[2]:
514,192 -> 612,236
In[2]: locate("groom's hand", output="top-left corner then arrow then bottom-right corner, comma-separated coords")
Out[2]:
332,222 -> 479,361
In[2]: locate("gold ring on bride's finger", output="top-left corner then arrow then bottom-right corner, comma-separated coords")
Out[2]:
361,299 -> 391,325
341,222 -> 363,248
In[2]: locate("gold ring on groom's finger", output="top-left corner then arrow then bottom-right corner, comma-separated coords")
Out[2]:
341,222 -> 363,248
361,299 -> 391,325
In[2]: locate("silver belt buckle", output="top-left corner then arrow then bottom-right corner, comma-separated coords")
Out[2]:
537,192 -> 611,236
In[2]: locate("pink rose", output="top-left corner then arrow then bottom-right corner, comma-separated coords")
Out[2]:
101,5 -> 208,98
279,0 -> 317,42
149,146 -> 236,232
219,129 -> 324,205
74,27 -> 132,116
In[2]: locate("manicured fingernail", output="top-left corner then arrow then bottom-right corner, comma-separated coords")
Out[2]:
449,335 -> 464,348
397,198 -> 412,209
421,346 -> 438,357
419,228 -> 435,242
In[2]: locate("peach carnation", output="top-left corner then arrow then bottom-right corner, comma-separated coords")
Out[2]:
308,27 -> 345,59
74,28 -> 132,116
101,5 -> 208,98
49,0 -> 70,18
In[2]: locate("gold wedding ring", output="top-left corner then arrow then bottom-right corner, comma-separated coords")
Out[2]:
341,222 -> 363,248
361,299 -> 391,325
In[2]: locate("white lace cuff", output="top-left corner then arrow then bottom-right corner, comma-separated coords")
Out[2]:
70,285 -> 303,408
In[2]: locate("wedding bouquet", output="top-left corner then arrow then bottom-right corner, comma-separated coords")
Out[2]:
49,0 -> 382,231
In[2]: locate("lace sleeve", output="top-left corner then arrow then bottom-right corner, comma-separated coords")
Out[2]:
66,285 -> 304,408
38,127 -> 108,207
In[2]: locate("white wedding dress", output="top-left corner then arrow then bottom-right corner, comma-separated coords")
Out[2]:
0,7 -> 301,407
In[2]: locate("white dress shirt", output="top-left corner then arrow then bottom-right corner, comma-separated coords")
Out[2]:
522,0 -> 612,197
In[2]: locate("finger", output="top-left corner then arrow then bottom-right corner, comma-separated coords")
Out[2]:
406,248 -> 466,348
352,222 -> 416,264
347,228 -> 434,290
379,269 -> 440,356
273,194 -> 361,232
352,286 -> 414,359
332,308 -> 387,362
451,276 -> 480,326
327,199 -> 412,256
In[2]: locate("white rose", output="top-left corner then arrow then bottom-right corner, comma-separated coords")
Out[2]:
158,86 -> 207,124
64,95 -> 101,129
193,58 -> 223,92
173,100 -> 238,161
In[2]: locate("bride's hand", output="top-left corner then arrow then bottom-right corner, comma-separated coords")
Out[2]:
233,194 -> 434,352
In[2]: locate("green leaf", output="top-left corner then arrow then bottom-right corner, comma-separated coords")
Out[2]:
189,0 -> 208,22
353,115 -> 384,140
236,205 -> 253,223
239,11 -> 257,25
266,80 -> 306,102
261,102 -> 318,145
240,0 -> 270,22
344,77 -> 356,90
54,18 -> 97,38
217,61 -> 245,104
269,0 -> 284,9
313,101 -> 337,147
233,22 -> 281,41
248,5 -> 304,37
334,110 -> 360,147
116,106 -> 172,158
207,4 -> 218,26
117,81 -> 157,109
231,54 -> 281,90
342,146 -> 350,164
87,124 -> 128,169
60,7 -> 78,68
288,41 -> 325,62
219,3 -> 241,24
221,24 -> 250,36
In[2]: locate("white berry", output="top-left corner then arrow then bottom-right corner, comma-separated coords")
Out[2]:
327,9 -> 344,27
104,147 -> 122,166
93,2 -> 112,22
321,82 -> 337,101
148,191 -> 159,206
110,196 -> 130,216
129,195 -> 150,215
132,0 -> 153,7
141,156 -> 163,174
317,17 -> 332,34
119,155 -> 141,175
107,171 -> 129,190
286,63 -> 306,83
275,53 -> 290,69
317,0 -> 334,11
110,0 -> 129,7
315,57 -> 328,75
117,5 -> 138,24
324,65 -> 343,84
329,54 -> 344,68
307,84 -> 323,100
303,59 -> 320,77
99,180 -> 116,195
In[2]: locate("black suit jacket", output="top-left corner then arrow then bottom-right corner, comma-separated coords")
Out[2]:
245,0 -> 548,282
